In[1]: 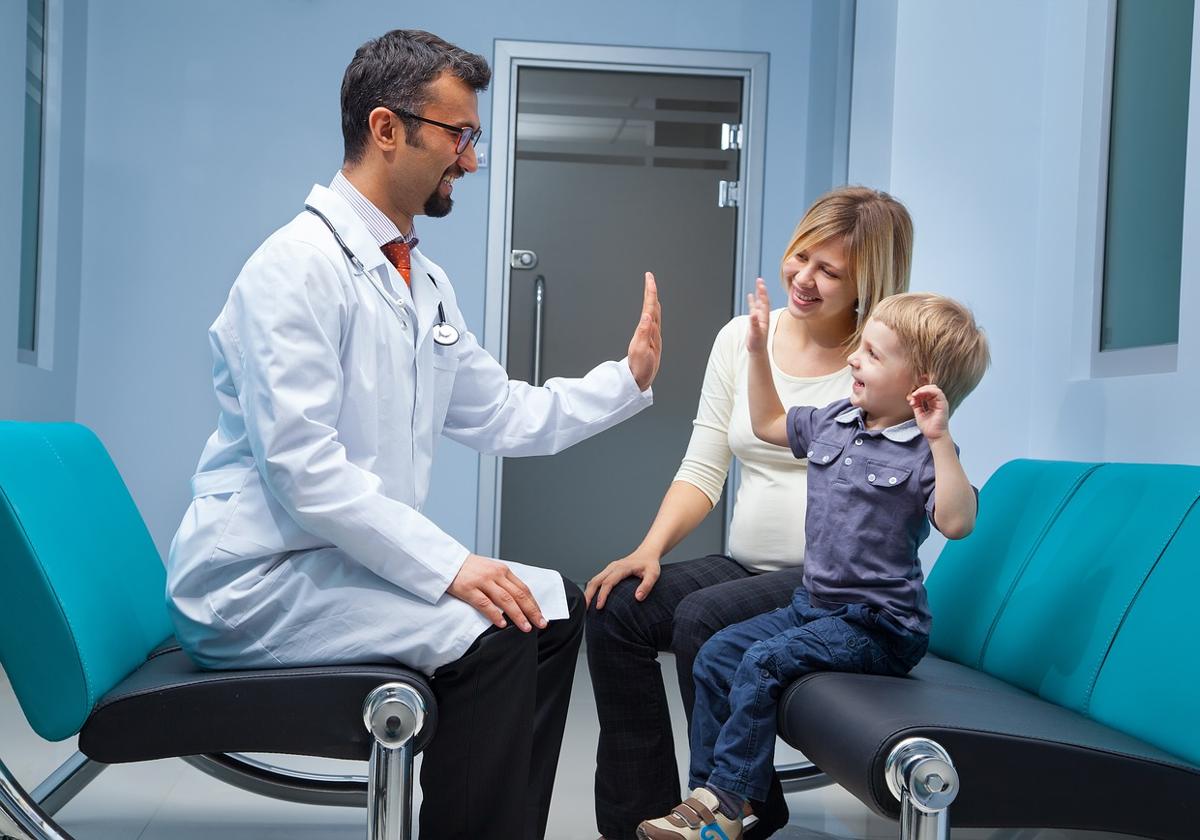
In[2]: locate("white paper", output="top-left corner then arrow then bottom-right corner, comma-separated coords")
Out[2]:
497,560 -> 570,622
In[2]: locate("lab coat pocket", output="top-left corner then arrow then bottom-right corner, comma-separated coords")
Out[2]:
206,537 -> 293,631
431,351 -> 459,434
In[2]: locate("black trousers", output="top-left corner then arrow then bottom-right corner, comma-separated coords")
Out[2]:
420,579 -> 585,840
586,555 -> 807,840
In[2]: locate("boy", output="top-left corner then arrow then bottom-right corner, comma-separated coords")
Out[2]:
637,285 -> 990,840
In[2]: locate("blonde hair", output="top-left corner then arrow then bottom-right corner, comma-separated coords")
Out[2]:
870,292 -> 990,412
780,186 -> 914,350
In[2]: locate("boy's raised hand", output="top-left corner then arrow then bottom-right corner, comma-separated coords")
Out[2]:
909,384 -> 950,441
746,277 -> 771,354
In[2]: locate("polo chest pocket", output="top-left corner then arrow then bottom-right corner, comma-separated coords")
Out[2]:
864,459 -> 911,488
804,440 -> 843,467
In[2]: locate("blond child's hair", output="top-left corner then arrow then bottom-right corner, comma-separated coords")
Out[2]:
870,292 -> 990,412
780,186 -> 914,351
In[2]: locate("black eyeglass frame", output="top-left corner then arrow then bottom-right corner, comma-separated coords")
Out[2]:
391,108 -> 483,155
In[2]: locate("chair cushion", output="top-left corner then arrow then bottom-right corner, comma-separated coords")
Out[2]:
926,459 -> 1100,669
0,422 -> 173,741
778,655 -> 1200,839
978,463 -> 1200,717
79,645 -> 437,763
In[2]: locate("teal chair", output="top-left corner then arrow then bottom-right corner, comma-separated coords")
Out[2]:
0,422 -> 436,840
779,459 -> 1200,839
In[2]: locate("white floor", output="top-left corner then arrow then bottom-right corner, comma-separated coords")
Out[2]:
1,650 -> 1140,840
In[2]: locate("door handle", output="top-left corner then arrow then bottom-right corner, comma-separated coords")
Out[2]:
532,274 -> 545,386
510,249 -> 539,270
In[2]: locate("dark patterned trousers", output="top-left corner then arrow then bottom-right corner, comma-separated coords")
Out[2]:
585,554 -> 807,840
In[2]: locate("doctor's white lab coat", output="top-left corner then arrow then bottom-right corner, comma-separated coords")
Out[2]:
166,184 -> 652,674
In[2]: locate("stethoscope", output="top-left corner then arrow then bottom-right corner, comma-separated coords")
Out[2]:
305,204 -> 460,346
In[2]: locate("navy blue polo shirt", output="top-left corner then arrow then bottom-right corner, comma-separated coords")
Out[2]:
785,398 -> 940,634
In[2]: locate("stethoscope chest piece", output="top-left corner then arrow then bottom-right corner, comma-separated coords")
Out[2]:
432,297 -> 460,345
433,322 -> 460,346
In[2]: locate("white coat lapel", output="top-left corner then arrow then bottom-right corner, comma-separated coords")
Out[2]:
304,185 -> 416,312
409,249 -> 447,350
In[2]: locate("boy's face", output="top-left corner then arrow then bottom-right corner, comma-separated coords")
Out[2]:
846,319 -> 923,427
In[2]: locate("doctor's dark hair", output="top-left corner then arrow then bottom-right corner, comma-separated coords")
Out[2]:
341,29 -> 490,163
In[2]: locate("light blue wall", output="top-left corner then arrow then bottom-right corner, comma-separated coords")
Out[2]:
850,0 -> 1200,488
1,0 -> 86,422
73,1 -> 850,555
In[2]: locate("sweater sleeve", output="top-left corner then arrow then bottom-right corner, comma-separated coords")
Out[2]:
672,317 -> 744,506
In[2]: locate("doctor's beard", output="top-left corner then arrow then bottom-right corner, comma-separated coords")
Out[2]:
424,189 -> 453,218
423,164 -> 461,218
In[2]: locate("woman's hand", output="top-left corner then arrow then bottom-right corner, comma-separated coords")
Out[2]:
585,547 -> 662,609
746,277 -> 771,355
909,384 -> 950,441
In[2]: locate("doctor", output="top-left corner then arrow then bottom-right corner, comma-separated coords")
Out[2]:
166,29 -> 661,840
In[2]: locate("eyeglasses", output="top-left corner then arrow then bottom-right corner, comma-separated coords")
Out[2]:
391,108 -> 483,155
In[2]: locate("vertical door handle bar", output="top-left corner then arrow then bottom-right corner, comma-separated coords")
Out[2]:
532,275 -> 545,386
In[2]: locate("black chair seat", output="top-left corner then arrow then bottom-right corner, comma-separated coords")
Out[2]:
778,654 -> 1200,839
79,644 -> 437,764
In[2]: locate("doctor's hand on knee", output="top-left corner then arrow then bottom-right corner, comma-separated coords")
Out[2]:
627,272 -> 662,392
449,554 -> 547,632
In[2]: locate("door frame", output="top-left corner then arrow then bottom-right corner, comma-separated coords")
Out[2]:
476,39 -> 770,557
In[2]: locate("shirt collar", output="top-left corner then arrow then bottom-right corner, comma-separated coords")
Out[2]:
329,170 -> 418,248
834,406 -> 923,443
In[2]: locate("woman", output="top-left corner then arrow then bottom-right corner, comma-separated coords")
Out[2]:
585,186 -> 913,840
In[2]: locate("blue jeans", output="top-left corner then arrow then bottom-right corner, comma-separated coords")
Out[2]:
689,587 -> 928,801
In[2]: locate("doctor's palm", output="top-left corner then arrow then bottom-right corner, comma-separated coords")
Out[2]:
628,272 -> 662,391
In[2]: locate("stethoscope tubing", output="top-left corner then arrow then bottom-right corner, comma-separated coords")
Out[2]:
304,204 -> 460,346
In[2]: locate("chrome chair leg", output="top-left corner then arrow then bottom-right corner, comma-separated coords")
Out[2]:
0,757 -> 75,840
363,683 -> 426,840
182,752 -> 369,807
776,759 -> 831,793
31,753 -> 106,818
884,737 -> 959,840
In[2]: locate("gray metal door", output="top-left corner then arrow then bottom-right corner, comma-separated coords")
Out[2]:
499,67 -> 743,585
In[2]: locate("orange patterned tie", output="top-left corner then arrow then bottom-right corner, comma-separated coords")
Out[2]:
380,239 -> 411,286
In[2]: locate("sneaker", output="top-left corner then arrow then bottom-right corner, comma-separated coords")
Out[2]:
636,787 -> 744,840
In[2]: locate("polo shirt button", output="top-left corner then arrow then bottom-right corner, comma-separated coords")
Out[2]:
822,455 -> 830,463
854,439 -> 863,446
868,473 -> 876,482
400,321 -> 408,330
889,476 -> 898,485
807,450 -> 814,458
844,457 -> 852,465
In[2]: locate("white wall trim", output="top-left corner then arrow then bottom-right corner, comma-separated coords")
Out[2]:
1079,0 -> 1190,380
20,0 -> 63,371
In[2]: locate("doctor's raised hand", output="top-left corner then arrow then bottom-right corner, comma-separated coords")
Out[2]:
627,272 -> 663,391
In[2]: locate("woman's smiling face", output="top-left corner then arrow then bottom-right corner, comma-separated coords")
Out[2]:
780,236 -> 856,326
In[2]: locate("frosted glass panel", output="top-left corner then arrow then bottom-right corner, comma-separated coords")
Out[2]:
1100,0 -> 1193,352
